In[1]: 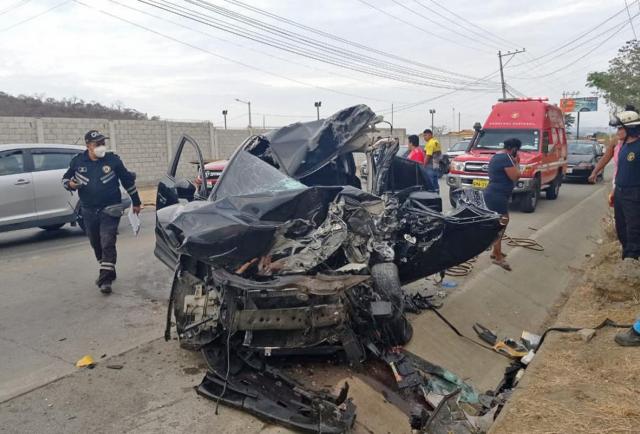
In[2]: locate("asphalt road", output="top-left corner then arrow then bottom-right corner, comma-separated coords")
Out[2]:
0,211 -> 173,402
0,175 -> 611,433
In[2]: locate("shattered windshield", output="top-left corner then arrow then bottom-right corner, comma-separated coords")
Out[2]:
475,129 -> 539,151
212,150 -> 306,200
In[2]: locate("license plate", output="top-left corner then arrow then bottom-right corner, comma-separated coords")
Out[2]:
566,168 -> 573,174
472,179 -> 489,189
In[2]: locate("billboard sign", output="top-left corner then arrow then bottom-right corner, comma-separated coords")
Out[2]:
560,97 -> 598,113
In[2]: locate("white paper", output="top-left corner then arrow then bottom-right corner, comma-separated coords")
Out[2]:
128,207 -> 141,236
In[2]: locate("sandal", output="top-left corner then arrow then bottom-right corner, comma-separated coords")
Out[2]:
492,259 -> 512,271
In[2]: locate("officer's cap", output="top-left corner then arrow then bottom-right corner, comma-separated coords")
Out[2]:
84,130 -> 109,144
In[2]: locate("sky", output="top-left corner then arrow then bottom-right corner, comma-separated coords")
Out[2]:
1,0 -> 638,133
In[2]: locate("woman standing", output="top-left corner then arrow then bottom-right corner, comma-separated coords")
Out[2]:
483,138 -> 522,271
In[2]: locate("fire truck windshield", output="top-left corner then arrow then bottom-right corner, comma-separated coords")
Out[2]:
474,129 -> 539,151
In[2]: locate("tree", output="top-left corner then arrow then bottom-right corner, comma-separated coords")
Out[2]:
587,40 -> 640,109
564,113 -> 575,130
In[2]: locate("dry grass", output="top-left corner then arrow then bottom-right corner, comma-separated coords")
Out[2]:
491,224 -> 640,434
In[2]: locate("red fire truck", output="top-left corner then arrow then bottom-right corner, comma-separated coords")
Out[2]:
446,98 -> 568,213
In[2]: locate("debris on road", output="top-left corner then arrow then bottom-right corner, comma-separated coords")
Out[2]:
152,105 -> 505,432
75,355 -> 95,369
106,364 -> 124,370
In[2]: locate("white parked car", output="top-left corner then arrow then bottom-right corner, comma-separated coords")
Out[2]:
0,143 -> 130,233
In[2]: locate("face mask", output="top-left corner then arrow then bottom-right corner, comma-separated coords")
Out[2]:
94,145 -> 107,159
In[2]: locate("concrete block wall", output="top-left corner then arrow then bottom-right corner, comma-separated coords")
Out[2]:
0,117 -> 407,186
0,117 -> 38,143
41,118 -> 109,144
113,120 -> 169,185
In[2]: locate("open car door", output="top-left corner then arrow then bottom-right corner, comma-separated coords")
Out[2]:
155,135 -> 208,269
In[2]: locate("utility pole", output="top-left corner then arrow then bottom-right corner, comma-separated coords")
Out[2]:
452,107 -> 455,133
263,115 -> 265,129
429,108 -> 436,132
235,98 -> 252,129
458,112 -> 461,132
562,91 -> 580,136
391,103 -> 394,127
498,48 -> 526,99
314,101 -> 322,120
222,110 -> 228,130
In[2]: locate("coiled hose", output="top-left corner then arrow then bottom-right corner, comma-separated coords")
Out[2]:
444,234 -> 544,277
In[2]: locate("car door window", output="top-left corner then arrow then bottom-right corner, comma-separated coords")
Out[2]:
0,150 -> 25,176
31,151 -> 76,171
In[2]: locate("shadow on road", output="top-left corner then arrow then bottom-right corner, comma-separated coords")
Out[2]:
0,226 -> 86,250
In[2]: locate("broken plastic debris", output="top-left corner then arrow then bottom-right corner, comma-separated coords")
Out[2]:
75,355 -> 95,368
521,330 -> 542,350
521,350 -> 535,365
578,328 -> 596,342
439,280 -> 457,289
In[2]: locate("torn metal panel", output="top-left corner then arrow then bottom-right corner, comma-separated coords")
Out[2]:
154,105 -> 506,434
233,304 -> 345,331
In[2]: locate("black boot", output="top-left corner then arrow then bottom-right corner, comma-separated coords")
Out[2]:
99,282 -> 112,295
614,327 -> 640,346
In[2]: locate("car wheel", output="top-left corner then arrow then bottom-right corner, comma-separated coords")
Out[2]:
370,263 -> 412,345
546,172 -> 561,200
40,224 -> 65,231
520,178 -> 540,213
448,188 -> 457,207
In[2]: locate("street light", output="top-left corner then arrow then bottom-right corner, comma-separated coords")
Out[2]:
429,109 -> 436,132
314,101 -> 322,120
235,98 -> 252,129
222,109 -> 228,130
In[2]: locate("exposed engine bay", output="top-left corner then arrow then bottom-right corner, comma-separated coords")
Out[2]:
154,105 -> 505,432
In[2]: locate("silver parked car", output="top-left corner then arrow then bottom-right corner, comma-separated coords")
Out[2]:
0,143 -> 132,233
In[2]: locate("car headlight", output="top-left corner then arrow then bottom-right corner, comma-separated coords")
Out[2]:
452,161 -> 465,171
577,161 -> 594,169
519,164 -> 534,176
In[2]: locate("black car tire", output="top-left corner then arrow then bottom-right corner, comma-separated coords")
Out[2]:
546,171 -> 562,200
520,177 -> 540,213
370,262 -> 412,345
448,188 -> 457,208
40,224 -> 65,231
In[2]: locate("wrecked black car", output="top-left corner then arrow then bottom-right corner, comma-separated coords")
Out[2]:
154,105 -> 503,432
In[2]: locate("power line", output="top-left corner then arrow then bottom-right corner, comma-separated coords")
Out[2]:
0,0 -> 31,16
507,0 -> 640,69
73,0 -> 398,104
182,0 -> 495,86
107,0 -> 412,101
222,0 -> 494,84
354,0 -> 494,54
388,0 -> 499,51
625,0 -> 638,39
422,0 -> 519,49
139,0 -> 500,90
409,0 -> 505,49
510,10 -> 639,77
522,12 -> 638,79
0,0 -> 69,32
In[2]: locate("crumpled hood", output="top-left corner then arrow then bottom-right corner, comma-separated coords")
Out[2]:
263,104 -> 377,178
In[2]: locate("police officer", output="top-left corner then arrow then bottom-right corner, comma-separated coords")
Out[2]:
605,110 -> 640,346
62,130 -> 141,294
